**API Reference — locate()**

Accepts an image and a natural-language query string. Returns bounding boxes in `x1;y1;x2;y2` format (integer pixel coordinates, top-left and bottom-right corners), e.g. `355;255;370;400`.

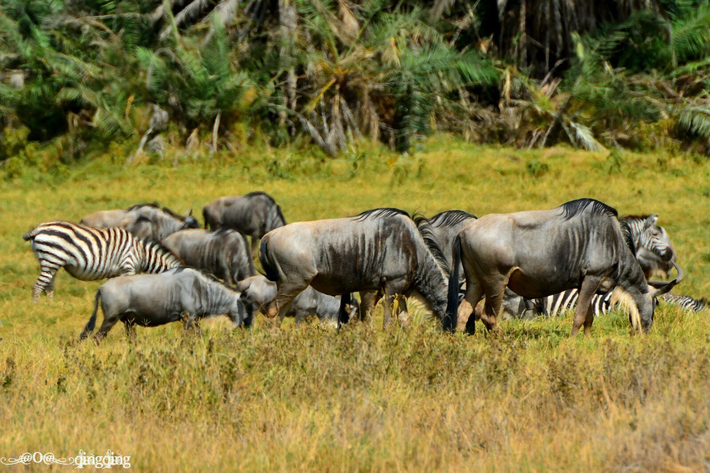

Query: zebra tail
22;228;39;241
81;290;102;340
444;234;463;333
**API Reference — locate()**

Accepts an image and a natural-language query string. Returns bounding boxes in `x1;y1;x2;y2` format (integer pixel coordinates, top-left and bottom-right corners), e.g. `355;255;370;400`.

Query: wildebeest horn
648;261;684;297
186;208;193;217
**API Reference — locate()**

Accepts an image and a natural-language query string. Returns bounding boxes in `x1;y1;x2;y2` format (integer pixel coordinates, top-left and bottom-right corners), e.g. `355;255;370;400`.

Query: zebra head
638;214;674;262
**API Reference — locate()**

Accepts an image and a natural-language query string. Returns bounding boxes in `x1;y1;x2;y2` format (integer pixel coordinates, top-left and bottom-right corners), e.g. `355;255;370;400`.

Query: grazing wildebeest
162;228;255;286
80;268;250;342
81;203;199;242
23;221;182;302
259;208;450;329
236;276;359;325
445;199;683;336
202;192;286;256
620;214;675;279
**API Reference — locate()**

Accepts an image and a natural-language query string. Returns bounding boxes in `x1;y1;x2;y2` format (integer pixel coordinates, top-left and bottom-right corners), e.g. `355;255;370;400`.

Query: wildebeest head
182;208;199;229
619;261;684;331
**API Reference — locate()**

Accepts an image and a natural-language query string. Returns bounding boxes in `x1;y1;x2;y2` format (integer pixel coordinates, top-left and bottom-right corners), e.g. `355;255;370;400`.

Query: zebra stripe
660;293;708;313
621;214;674;261
534;289;614;317
24;221;182;302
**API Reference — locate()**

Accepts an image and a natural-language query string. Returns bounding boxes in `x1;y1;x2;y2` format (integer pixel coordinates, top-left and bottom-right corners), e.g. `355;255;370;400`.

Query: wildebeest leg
462;282;485;335
266;284;306;322
293;309;307;326
93;314;121;343
124;321;137;343
396;296;410;328
482;282;508;332
32;262;59;303
250;235;259;261
358;291;380;322
571;277;601;337
383;280;407;329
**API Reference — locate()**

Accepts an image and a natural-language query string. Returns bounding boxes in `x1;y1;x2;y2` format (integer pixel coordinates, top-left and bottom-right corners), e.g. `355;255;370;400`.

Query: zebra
660;293;708;313
23;221;183;302
620;214;675;279
528;289;615;317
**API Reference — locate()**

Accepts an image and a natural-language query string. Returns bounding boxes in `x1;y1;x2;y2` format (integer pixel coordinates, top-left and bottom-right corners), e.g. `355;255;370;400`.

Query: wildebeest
445;199;683;336
202;192;286;256
415;210;524;325
162;228;255;286
80;268;250;342
81;203;199;242
236;276;359;325
259;208;450;329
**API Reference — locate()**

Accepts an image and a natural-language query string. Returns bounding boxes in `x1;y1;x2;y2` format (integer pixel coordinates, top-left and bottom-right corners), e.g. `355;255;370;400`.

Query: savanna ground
1;137;710;471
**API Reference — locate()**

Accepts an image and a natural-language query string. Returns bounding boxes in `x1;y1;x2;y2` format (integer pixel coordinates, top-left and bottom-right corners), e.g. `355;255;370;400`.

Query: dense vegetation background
1;0;710;167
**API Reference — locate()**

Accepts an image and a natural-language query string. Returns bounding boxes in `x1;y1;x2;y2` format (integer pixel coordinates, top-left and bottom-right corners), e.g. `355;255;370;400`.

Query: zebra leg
571;277;601;337
32;263;60;303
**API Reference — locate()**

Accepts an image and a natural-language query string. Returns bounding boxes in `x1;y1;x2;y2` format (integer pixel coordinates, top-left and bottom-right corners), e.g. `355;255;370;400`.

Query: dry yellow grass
1;137;709;471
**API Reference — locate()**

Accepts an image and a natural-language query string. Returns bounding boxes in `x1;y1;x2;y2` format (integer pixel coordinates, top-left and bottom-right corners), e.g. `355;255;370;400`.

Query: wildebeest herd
23;192;707;343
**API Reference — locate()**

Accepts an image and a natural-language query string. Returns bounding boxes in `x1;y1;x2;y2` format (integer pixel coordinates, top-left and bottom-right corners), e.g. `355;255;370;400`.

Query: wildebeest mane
126;202;160;211
244;191;276;203
559;198;618;221
429;210;477;227
353;208;410;221
618;219;637;254
160;206;189;221
415;221;452;278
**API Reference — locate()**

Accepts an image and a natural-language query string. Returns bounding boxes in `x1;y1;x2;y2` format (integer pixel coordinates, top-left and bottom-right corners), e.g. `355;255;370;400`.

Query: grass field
1;138;710;471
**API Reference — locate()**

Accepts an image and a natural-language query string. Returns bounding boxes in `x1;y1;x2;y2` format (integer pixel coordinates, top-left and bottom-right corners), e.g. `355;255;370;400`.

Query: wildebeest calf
80;268;250;342
237;276;359;326
162;228;255;286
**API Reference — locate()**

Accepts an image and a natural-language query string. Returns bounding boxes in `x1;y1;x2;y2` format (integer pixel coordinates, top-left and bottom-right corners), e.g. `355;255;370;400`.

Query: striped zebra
620;214;675;279
660;293;708;313
530;289;614;317
23;221;182;302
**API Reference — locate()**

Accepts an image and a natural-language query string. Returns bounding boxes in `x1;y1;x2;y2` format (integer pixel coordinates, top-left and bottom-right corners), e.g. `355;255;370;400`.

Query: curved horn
649;262;684;297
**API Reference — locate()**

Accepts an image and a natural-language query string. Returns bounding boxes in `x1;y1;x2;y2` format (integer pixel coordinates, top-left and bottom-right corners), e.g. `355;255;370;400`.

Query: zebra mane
559;198;618;221
428;210;477;228
244;191;276;203
353;207;410;221
621;214;654;222
618;219;637;254
414;214;451;278
126;202;160;211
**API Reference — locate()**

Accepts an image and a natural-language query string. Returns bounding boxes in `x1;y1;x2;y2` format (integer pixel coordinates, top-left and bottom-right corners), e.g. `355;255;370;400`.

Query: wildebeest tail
444;234;463;332
338;293;352;325
259;237;280;282
80;290;102;340
202;206;213;229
